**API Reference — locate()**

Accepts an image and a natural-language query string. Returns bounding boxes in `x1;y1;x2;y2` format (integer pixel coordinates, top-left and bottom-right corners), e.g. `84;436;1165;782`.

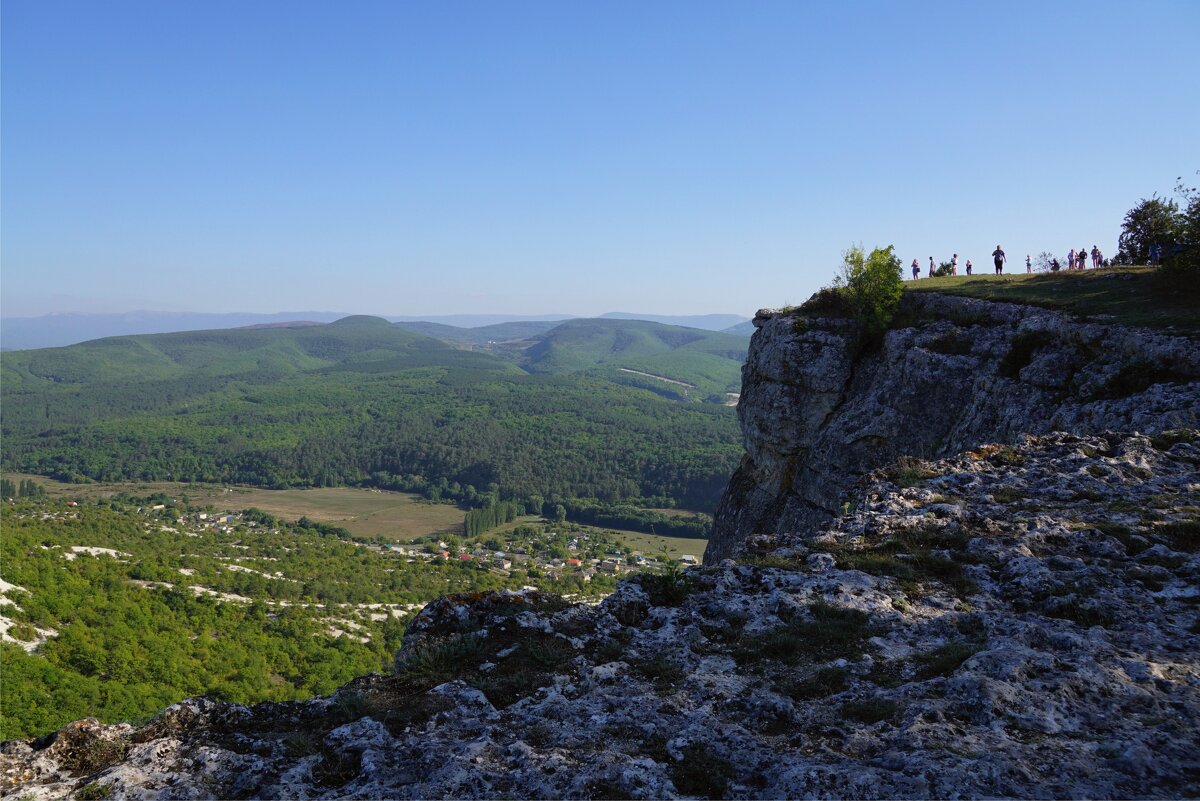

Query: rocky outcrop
4;431;1199;799
707;291;1200;563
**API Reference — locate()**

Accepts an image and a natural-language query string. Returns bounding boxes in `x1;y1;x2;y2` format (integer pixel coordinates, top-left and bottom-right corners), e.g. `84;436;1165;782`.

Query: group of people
1067;246;1103;270
909;244;1104;280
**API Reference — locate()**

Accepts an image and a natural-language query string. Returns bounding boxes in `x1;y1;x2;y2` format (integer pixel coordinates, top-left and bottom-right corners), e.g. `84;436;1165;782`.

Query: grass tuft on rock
840;697;900;725
1159;519;1200;552
734;601;872;665
670;743;734;799
916;641;982;679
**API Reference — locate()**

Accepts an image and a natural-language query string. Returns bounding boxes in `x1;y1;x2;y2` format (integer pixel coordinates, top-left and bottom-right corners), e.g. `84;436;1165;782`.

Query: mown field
2;473;465;540
3;474;707;557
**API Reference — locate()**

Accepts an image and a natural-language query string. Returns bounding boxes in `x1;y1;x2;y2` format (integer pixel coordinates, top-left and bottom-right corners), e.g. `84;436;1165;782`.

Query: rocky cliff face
3;430;1198;799
4;291;1200;800
707;291;1200;563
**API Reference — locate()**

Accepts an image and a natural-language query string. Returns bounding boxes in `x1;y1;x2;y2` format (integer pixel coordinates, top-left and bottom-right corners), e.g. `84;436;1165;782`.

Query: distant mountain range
1;314;746;510
1;311;752;351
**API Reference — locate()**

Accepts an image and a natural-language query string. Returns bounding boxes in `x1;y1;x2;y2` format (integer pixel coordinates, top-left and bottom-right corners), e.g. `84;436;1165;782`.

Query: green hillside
392;320;563;344
1;315;450;388
1;316;741;511
519;319;747;400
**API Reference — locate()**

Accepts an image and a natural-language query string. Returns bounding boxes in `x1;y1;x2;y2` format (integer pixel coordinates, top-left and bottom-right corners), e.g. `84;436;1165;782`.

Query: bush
637;560;693;606
834;244;905;339
800;286;852;317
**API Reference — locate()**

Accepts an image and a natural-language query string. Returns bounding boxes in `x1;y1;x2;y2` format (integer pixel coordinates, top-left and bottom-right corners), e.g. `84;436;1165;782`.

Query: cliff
3;429;1198;799
707;290;1200;563
3;290;1200;800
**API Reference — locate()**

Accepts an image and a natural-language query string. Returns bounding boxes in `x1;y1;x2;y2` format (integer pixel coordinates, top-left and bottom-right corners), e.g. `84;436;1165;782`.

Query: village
175;506;701;585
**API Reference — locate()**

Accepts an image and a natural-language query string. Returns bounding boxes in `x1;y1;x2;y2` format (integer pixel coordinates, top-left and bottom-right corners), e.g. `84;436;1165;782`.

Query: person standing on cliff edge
912;259;920;280
992;245;1006;274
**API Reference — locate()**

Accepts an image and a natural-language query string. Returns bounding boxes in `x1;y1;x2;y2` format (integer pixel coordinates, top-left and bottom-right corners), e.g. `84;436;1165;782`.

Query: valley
0;318;725;741
0;488;700;740
0;316;744;511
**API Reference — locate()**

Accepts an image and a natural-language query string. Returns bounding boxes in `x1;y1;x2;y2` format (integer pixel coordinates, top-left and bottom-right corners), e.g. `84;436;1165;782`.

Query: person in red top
992;245;1006;274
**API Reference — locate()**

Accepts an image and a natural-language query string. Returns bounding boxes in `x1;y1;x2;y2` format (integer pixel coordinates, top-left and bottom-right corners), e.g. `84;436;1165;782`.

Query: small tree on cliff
834;244;905;338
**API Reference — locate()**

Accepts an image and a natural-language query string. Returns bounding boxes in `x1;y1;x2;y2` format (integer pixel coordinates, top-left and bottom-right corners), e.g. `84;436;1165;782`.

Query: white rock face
3;430;1197;800
706;291;1200;563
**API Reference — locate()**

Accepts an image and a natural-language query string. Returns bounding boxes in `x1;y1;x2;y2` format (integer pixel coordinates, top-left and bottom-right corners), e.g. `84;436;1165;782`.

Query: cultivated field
2;474;464;541
609;529;706;560
3;474;708;557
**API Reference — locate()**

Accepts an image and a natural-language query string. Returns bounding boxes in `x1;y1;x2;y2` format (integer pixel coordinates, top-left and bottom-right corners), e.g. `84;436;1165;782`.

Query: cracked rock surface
707;291;1200;563
4;431;1198;799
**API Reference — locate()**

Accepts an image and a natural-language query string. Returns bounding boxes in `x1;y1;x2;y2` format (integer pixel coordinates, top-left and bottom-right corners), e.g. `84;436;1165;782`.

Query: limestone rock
707;293;1200;563
4;431;1198;799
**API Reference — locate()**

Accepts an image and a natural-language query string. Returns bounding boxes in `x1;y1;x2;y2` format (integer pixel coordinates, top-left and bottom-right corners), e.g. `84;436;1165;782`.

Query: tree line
0;478;45;499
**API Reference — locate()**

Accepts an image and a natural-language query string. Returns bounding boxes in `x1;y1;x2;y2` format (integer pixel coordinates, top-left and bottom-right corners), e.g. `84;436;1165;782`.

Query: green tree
553;504;567;524
1162;172;1200;276
1117;196;1182;263
0;479;15;499
834;244;905;338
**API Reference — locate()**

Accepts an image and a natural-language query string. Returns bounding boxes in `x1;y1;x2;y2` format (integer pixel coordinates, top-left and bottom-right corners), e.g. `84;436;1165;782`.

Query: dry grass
907;266;1199;331
601;528;707;560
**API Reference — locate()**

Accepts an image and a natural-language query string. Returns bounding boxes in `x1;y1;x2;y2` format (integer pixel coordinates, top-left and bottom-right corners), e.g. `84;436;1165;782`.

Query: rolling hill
391;320;564;345
517;319;747;400
1;316;741;511
392;318;749;402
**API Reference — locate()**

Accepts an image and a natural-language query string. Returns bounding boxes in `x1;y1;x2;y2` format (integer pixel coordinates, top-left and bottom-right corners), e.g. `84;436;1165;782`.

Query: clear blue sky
2;0;1197;318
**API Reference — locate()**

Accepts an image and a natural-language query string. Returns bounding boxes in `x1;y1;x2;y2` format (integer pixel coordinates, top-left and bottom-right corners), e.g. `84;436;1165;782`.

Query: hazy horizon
0;308;754;350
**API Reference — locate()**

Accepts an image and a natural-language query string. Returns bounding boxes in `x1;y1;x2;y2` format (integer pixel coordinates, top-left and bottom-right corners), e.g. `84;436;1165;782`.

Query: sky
2;0;1197;319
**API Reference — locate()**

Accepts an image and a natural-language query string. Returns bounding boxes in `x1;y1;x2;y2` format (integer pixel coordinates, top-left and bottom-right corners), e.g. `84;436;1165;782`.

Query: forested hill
521;318;745;390
391;320;563;345
1;316;742;510
0;315;482;388
402;317;749;401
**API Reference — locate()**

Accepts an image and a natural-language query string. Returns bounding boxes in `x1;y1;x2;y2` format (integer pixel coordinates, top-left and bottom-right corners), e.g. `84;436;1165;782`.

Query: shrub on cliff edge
835;244;905;338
